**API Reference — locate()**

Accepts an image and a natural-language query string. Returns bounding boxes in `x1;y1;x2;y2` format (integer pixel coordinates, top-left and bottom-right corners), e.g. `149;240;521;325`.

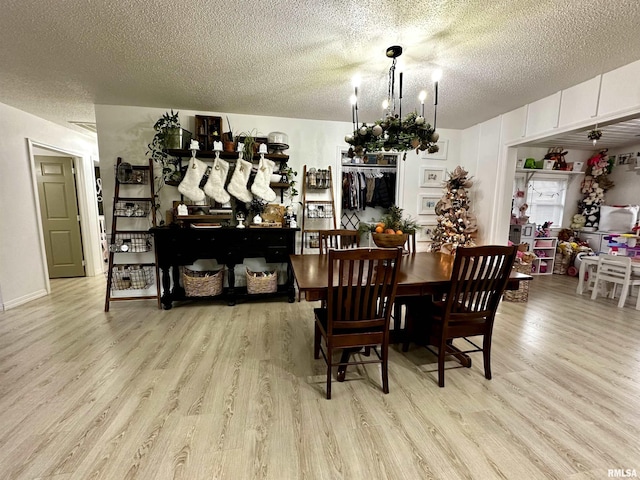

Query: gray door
35;156;86;278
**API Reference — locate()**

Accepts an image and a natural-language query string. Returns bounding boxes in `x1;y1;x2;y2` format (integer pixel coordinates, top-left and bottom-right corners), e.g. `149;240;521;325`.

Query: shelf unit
531;237;557;275
515;168;584;184
300;165;336;253
165;149;291;202
104;158;161;311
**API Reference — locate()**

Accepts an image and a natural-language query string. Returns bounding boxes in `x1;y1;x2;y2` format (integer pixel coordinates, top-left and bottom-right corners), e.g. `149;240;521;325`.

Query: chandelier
587;126;602;146
345;45;441;158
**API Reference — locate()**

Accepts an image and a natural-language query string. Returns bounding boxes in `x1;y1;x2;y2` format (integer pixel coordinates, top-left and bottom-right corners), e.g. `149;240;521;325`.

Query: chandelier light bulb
431;68;443;83
350;94;357;105
418;90;427;117
593;139;597;146
382;99;389;110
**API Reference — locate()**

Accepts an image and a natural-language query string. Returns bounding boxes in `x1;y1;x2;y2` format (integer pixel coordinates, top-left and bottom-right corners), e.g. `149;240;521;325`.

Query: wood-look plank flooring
1;274;639;479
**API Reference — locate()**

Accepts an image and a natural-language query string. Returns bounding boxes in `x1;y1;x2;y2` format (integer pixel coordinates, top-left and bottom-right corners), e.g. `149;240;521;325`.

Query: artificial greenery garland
345;111;439;157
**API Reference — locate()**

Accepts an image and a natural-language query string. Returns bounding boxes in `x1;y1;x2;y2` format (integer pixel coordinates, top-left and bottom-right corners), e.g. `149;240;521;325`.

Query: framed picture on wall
419;167;446;187
421;140;448;160
418;194;440;215
417;217;438;242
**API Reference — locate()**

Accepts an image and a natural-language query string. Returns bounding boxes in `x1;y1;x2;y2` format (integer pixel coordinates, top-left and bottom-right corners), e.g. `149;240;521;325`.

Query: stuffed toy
178;157;207;202
570;213;586;230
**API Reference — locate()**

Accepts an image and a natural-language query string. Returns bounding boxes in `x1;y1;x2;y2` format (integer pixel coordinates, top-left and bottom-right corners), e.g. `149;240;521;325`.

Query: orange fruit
385;229;396;235
396;230;403;235
376;222;385;229
375;226;384;233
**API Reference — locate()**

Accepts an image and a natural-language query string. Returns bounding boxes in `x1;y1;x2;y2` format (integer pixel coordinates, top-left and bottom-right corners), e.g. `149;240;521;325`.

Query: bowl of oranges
364;205;420;248
372;230;408;248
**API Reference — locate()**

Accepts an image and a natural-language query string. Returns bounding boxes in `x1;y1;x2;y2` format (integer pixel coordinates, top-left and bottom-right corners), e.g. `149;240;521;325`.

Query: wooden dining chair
297;229;361;302
403;245;517;387
313;247;403;399
590;254;640;309
392;230;417;331
318;229;360;254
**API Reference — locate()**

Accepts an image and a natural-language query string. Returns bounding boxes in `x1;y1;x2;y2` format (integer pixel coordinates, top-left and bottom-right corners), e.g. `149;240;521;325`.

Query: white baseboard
2;289;48;310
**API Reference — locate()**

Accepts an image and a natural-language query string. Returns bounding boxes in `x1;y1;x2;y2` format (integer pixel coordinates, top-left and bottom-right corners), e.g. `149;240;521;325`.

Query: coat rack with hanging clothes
339;156;399;230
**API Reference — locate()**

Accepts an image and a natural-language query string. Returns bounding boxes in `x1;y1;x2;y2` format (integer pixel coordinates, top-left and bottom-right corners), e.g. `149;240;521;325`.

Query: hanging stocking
226;158;253;203
204;157;230;204
178;157;207;202
250;156;276;202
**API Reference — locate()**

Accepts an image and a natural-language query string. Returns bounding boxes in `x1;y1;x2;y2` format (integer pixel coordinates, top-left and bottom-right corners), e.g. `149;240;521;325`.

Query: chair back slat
446;246;517;321
319;229;360;254
327;248;402;333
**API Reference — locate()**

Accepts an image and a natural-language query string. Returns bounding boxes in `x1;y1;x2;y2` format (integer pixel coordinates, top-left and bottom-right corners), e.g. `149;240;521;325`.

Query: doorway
35;155;86;278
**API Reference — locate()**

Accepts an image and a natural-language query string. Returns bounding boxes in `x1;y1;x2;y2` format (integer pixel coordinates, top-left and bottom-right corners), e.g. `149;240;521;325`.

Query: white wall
398;130;461;219
95;105;357;232
603;144;640;207
0;102;99;310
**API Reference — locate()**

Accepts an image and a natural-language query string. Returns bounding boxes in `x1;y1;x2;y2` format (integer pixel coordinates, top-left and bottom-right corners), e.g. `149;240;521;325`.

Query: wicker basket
503;262;532;302
246;268;278;294
372;233;408;248
183;267;224;297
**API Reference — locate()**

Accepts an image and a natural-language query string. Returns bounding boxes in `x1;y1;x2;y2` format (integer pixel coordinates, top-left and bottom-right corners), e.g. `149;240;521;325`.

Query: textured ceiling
2;0;640;137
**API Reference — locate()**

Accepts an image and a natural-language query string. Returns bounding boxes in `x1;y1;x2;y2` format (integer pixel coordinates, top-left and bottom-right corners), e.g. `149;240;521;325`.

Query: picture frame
617;153;633;165
418;194;440;215
421;140;448;160
417;217;438;242
419;167;446;187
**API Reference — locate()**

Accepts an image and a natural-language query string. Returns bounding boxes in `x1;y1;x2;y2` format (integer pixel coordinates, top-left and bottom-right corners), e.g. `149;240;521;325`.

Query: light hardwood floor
1;274;639;479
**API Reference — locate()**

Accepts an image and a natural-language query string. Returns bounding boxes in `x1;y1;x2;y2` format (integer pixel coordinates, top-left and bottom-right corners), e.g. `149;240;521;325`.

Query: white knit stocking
226;158;254;204
178;157;207;202
250;157;276;202
204;157;230;204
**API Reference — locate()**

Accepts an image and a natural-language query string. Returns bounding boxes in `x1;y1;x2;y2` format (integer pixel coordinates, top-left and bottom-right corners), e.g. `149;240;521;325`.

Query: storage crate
109;233;152;252
246;268;278;294
183;267;224;297
114;201;151;217
503;262;531;302
111;265;154;290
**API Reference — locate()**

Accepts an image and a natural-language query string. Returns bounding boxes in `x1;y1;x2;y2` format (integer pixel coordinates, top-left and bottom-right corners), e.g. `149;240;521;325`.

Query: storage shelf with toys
531;237;557;275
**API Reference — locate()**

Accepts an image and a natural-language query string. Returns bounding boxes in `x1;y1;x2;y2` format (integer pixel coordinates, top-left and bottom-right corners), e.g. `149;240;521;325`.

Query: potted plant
283;166;298;204
147;109;183;185
237;129;259;162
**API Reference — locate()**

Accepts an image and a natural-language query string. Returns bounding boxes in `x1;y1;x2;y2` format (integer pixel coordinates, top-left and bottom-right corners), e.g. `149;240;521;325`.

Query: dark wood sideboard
150;226;299;309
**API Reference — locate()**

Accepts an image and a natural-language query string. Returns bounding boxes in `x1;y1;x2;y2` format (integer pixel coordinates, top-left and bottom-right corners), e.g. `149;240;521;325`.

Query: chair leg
483;335;492;380
618;284;629;308
381;343;389;394
591;279;600;301
402;304;414;352
313;323;321;359
326;346;332;399
393;302;402;331
437;338;447;387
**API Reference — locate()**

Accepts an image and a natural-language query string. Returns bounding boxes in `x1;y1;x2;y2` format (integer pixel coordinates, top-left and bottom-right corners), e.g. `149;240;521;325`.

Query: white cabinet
526;92;561;137
558;76;600;127
532;237;557;275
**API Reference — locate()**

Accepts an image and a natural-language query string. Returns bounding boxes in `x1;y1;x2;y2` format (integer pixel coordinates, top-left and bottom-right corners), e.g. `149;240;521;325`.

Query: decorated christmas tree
431;166;478;253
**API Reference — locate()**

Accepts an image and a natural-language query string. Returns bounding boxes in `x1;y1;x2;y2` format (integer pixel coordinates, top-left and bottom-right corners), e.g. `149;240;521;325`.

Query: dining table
290;251;531;303
290;251;532;380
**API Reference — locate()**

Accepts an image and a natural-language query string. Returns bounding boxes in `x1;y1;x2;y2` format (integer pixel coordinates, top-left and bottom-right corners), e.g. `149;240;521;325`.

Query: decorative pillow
598;205;639;232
